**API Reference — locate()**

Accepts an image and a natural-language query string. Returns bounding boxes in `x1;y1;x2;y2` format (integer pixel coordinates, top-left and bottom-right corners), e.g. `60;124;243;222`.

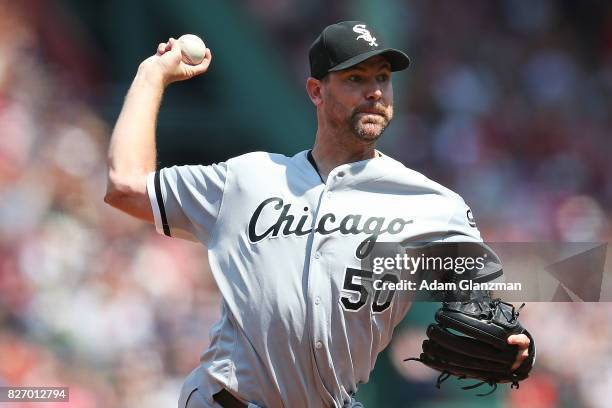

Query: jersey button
315;341;323;350
314;251;321;259
337;171;345;178
314;296;321;305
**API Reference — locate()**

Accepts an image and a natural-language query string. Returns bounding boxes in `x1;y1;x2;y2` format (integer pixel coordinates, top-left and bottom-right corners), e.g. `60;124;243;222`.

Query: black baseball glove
406;296;536;396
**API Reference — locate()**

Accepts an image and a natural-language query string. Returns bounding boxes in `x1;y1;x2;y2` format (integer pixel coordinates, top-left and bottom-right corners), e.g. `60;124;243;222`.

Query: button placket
307;183;337;370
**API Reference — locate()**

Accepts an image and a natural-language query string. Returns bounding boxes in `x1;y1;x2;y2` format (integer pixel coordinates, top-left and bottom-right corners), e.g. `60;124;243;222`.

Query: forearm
104;63;167;221
107;64;165;191
103;37;211;221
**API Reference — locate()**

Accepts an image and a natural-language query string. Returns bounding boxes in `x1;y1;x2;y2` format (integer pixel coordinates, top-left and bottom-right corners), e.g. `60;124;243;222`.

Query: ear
306;77;324;106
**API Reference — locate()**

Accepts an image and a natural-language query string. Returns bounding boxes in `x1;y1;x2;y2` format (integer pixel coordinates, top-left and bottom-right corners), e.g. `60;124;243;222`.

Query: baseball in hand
178;34;207;65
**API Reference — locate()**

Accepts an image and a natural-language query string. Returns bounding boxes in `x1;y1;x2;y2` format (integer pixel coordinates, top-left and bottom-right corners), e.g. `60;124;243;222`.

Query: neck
311;128;378;180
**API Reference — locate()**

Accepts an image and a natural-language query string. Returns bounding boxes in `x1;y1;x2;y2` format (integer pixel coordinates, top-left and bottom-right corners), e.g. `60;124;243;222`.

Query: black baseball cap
309;21;410;80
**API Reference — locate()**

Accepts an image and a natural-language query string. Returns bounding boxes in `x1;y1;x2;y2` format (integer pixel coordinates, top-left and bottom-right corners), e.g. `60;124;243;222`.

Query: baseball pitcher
105;21;535;408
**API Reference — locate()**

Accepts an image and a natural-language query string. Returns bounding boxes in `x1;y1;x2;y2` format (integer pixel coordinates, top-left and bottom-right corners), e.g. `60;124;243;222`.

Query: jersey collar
306;149;383;184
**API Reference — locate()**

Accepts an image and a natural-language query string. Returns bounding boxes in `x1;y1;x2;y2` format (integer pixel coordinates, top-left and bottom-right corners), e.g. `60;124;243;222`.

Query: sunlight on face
322;56;394;143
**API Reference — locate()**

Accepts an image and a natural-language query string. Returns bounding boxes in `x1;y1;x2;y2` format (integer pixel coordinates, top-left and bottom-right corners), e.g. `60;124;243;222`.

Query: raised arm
104;38;212;221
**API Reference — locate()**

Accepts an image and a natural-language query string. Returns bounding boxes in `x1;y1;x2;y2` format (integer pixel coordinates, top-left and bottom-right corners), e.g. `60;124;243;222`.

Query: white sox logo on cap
353;24;378;47
308;21;409;79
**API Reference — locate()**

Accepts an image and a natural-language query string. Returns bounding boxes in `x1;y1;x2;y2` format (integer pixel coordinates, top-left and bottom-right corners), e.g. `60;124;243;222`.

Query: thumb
167;38;182;59
158;37;183;74
507;334;530;348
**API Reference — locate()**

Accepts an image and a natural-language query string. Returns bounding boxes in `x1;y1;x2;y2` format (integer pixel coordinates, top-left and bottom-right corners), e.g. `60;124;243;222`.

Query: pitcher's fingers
165;38;183;61
510;347;530;371
191;48;213;75
507;334;530;348
200;48;213;68
166;38;176;51
157;43;166;55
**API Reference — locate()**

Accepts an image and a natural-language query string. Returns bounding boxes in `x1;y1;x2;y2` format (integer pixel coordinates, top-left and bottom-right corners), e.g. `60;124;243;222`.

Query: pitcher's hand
140;37;212;88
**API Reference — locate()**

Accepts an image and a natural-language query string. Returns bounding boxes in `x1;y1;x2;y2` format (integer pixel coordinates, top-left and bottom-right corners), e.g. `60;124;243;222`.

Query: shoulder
223;150;313;188
379;152;479;233
226;150;306;168
379;153;464;201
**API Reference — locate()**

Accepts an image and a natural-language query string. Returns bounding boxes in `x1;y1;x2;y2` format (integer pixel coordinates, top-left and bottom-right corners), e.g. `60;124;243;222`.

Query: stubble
325;97;394;144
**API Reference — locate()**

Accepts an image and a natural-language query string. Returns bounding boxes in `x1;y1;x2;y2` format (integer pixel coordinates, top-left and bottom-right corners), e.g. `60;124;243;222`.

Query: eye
377;74;390;82
348;75;362;83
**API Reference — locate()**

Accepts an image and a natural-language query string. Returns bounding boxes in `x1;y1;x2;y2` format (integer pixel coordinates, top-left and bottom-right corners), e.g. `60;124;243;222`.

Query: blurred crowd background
1;0;612;407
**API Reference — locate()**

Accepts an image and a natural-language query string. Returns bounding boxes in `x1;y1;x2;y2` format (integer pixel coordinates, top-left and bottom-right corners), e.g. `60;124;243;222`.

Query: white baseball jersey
146;150;481;408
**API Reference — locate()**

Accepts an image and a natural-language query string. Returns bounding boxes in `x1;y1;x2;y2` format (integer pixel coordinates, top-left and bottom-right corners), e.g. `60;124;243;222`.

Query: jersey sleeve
146;163;227;244
440;198;504;286
444;195;482;242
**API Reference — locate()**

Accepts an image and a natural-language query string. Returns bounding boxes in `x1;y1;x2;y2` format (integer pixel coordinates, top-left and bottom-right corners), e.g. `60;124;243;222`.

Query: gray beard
349;113;391;142
324;98;393;143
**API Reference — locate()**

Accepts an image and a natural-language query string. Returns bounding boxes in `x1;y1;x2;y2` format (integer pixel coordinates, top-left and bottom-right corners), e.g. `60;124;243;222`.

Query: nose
366;85;383;101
